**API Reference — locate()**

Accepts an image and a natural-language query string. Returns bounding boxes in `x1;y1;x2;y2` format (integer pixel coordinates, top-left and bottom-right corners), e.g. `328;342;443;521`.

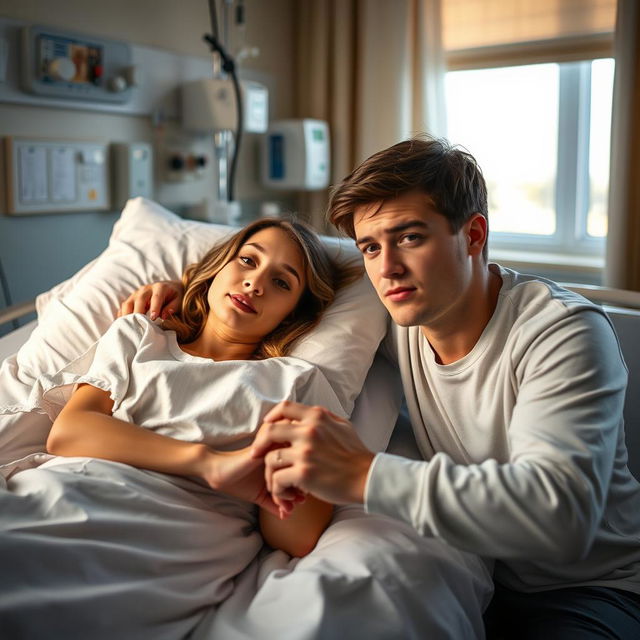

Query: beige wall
0;0;296;312
0;0;296;210
0;0;294;78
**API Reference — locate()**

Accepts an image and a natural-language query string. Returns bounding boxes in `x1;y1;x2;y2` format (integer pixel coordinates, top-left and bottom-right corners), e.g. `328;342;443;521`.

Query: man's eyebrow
355;220;430;247
244;242;301;284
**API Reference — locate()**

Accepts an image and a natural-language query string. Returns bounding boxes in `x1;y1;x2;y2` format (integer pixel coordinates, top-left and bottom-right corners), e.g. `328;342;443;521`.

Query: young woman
0;218;359;638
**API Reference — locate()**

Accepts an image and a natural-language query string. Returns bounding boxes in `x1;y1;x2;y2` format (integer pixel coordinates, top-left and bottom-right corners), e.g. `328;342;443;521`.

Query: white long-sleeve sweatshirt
366;264;640;594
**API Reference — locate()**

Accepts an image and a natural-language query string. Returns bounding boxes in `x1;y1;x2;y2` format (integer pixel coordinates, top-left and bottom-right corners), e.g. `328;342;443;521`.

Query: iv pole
205;0;243;219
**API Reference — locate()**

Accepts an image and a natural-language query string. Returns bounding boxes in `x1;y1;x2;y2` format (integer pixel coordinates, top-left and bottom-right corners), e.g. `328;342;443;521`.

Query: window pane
445;64;559;235
587;58;614;238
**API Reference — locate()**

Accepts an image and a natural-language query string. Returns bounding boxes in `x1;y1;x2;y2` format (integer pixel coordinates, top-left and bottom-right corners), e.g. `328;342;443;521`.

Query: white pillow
1;198;388;464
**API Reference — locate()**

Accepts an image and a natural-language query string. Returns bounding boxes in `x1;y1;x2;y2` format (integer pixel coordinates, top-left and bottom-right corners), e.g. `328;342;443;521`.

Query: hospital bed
0;198;639;638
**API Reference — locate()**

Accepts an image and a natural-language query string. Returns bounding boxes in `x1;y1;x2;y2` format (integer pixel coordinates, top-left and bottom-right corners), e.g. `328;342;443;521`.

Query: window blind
443;0;618;69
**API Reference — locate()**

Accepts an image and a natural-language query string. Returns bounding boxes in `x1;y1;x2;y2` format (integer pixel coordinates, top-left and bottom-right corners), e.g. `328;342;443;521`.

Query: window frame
444;37;614;261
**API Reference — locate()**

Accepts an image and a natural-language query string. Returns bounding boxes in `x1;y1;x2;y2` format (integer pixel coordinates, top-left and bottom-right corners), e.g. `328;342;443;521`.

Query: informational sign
4;137;110;214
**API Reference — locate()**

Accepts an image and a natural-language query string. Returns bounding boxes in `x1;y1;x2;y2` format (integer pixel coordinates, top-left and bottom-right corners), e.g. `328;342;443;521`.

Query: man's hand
117;280;184;321
251;401;375;511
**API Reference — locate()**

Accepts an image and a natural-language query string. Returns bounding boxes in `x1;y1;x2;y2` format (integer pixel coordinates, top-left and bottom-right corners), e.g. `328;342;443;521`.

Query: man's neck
421;265;503;365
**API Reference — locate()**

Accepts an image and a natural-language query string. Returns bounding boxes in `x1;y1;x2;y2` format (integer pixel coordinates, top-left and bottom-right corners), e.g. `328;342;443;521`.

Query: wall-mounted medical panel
4;137;110;215
21;25;133;104
261;119;330;191
0;18;271;118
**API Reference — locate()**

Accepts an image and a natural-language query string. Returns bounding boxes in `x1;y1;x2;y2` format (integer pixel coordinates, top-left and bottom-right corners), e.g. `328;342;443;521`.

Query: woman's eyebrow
244;242;301;284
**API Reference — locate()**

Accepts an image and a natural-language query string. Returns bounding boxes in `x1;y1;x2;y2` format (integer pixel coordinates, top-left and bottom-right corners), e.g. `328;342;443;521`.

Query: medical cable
208;0;220;40
203;32;243;202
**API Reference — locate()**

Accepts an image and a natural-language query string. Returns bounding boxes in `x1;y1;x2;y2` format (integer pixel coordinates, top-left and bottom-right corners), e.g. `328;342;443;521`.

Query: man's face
353;191;474;330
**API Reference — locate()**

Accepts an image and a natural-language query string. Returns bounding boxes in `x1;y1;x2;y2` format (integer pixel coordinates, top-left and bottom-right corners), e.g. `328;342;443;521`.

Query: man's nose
379;248;404;279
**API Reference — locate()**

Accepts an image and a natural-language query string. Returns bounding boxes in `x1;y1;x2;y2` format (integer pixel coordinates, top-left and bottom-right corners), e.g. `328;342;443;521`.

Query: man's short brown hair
327;135;489;257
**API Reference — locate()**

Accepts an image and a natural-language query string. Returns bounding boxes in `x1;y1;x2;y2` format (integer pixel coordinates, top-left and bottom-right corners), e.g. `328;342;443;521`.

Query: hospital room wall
0;0;296;329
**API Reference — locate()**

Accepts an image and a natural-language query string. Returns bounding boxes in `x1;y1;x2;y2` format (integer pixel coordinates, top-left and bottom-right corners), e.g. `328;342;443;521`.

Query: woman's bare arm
48;384;279;513
49;384;332;555
259;498;334;557
48;383;211;477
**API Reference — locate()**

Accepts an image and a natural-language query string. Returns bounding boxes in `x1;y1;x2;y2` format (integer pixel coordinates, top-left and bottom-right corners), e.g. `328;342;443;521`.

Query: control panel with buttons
21;25;133;104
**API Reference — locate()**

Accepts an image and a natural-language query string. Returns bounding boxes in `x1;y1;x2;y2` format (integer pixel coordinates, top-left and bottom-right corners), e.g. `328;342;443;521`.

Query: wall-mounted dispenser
112;143;153;209
180;77;268;133
261;119;330;191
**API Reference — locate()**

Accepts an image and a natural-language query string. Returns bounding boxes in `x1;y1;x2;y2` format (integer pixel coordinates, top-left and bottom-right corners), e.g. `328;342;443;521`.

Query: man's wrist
352;451;376;504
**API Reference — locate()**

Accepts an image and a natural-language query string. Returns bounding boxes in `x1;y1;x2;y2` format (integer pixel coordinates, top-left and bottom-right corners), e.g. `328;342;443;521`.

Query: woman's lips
229;294;257;313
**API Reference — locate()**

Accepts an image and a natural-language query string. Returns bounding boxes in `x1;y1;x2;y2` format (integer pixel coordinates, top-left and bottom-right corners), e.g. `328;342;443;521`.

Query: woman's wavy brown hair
162;218;362;359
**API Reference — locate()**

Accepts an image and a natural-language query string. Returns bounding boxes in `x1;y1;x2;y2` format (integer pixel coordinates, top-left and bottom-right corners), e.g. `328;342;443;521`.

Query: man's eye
400;233;422;244
362;244;380;255
239;256;255;266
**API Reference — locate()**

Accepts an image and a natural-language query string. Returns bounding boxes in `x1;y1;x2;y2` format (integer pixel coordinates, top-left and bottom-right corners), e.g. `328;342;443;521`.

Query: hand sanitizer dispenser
261;119;330;190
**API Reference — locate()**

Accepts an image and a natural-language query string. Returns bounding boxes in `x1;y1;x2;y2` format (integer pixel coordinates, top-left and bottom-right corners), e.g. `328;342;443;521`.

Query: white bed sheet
0;320;36;362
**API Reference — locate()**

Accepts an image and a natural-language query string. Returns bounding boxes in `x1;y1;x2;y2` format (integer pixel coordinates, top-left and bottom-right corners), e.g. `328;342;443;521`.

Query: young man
251;137;640;638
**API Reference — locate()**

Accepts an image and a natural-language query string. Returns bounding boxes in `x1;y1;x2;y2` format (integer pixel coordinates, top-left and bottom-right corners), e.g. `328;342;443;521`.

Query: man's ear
465;213;488;257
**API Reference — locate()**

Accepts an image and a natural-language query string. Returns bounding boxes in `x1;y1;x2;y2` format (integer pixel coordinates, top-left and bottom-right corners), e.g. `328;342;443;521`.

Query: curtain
294;0;446;232
605;0;640;291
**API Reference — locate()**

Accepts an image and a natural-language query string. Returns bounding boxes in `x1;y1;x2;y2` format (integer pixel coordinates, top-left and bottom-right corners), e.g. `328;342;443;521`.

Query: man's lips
229;294;257;313
385;287;416;302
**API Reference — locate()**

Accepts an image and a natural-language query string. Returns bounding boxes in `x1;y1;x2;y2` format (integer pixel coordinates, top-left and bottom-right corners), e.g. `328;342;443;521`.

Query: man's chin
387;310;422;328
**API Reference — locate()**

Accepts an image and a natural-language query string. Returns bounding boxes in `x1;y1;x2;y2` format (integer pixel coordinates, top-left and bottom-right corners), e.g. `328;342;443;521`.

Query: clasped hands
201;401;374;519
251;401;376;519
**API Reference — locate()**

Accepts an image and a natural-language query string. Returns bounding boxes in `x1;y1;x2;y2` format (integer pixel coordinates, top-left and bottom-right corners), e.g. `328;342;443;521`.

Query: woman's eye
239;256;255;266
275;278;291;291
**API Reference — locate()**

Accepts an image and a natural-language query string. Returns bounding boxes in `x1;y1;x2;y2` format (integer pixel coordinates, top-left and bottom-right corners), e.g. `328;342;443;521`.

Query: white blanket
0;457;492;639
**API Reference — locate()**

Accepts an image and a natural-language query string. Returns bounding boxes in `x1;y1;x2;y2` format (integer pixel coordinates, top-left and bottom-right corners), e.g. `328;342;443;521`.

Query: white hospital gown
36;312;348;447
0;314;347;640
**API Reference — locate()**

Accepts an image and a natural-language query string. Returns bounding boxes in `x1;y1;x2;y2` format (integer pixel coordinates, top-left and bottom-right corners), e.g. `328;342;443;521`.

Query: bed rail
562;284;640;311
0;299;37;325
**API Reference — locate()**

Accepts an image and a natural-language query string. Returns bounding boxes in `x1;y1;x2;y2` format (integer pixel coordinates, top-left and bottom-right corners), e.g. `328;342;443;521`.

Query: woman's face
206;226;307;342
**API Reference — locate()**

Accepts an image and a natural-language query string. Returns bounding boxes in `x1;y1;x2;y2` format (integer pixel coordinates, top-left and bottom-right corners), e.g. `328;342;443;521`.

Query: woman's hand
117;280;184;321
252;402;375;510
201;446;295;517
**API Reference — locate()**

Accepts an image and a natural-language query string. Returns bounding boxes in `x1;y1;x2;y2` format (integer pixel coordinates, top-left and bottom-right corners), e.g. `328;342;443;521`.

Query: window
445;57;615;256
442;0;617;266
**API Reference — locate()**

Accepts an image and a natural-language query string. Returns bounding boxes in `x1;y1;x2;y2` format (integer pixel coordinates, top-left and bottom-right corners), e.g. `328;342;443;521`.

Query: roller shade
444;0;618;68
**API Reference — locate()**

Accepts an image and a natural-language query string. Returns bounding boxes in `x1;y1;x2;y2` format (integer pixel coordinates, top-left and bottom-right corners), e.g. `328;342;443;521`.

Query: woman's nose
243;278;263;295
